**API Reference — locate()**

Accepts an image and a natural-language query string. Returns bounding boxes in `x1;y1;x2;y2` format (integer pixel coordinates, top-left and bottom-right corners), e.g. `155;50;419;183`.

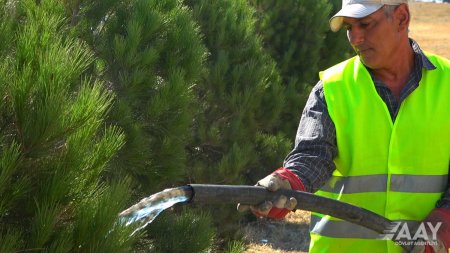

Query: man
238;0;450;252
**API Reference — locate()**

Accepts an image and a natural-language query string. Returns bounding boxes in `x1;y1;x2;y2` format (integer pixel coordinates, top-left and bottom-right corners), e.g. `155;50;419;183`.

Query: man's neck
372;40;415;100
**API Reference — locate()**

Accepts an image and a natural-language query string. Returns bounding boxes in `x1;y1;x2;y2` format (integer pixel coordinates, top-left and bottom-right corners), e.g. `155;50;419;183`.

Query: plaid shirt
283;39;449;208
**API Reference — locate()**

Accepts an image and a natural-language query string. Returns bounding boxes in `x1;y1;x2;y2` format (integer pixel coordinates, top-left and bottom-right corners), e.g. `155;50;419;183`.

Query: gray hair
383;5;398;18
383;4;410;31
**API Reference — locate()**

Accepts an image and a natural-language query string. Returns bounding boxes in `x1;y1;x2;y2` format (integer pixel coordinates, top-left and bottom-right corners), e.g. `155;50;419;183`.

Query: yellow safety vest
309;53;450;253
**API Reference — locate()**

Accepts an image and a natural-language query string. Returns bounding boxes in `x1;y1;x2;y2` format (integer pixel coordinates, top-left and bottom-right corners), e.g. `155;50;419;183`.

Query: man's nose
347;28;364;47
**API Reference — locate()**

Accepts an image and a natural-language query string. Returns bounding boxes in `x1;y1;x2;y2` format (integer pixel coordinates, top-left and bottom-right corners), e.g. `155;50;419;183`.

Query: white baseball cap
330;0;408;32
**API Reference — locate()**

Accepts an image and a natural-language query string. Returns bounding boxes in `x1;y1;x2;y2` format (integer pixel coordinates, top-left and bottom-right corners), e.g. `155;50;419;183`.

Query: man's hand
237;168;305;219
410;239;446;253
411;208;450;253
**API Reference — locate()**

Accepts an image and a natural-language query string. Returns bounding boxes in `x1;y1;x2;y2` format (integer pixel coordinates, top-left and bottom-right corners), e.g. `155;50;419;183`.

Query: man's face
343;7;400;69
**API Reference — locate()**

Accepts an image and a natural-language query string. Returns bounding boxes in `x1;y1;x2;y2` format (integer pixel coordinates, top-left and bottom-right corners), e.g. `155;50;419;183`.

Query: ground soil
242;2;450;252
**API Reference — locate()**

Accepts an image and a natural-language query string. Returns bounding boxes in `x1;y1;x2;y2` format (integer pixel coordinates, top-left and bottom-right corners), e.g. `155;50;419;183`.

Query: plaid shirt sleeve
283;80;337;193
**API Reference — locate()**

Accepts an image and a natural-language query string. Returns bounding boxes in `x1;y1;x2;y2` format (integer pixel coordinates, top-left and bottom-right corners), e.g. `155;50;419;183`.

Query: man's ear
394;4;411;32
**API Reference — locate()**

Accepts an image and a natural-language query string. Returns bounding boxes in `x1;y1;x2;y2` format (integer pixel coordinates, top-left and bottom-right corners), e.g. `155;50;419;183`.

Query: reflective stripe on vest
310;215;419;239
309;53;450;253
321;174;448;194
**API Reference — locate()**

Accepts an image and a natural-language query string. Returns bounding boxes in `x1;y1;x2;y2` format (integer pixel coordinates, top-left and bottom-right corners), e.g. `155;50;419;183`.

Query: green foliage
250;0;331;85
225;240;247;253
73;179;137;253
185;0;288;185
183;0;292;240
248;0;332;137
63;0;124;47
251;132;292;181
319;0;354;69
68;0;215;252
0;0;16;54
85;0;207;193
146;208;215;253
0;0;137;251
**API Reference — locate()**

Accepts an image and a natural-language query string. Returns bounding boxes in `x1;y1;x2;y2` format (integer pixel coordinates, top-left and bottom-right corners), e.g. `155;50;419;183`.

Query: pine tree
65;0;217;252
185;0;287;184
183;0;291;237
79;0;207;194
248;0;333;137
0;0;138;252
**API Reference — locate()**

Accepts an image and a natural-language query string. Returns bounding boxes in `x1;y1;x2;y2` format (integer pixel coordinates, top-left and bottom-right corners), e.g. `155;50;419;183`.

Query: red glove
237;167;305;219
412;208;450;253
265;168;306;219
273;168;306;192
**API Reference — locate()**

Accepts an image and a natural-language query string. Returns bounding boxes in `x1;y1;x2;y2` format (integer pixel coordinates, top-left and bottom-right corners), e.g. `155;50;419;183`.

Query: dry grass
409;2;450;58
242;3;450;253
242;211;311;253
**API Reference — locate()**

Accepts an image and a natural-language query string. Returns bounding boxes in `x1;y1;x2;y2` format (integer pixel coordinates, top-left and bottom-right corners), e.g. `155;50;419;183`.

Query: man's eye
360;22;370;28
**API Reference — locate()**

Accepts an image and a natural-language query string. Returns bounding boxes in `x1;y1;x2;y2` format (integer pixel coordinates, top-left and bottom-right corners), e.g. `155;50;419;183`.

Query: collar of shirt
411;38;436;71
